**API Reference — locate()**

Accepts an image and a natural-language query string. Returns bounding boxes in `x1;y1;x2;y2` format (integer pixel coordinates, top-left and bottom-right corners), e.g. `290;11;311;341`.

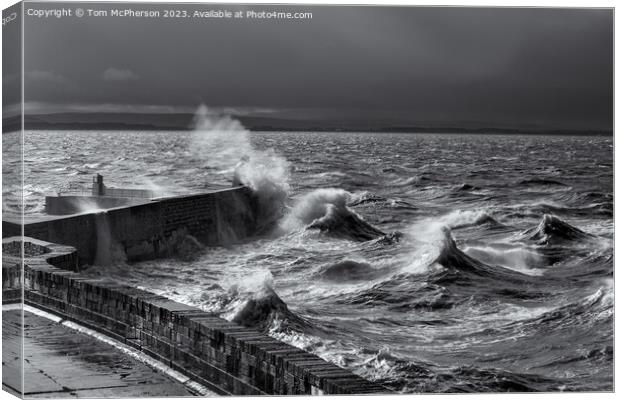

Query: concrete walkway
2;306;215;398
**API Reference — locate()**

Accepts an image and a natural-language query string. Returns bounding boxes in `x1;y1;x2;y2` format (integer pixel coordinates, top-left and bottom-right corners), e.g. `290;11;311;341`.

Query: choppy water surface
7;130;613;392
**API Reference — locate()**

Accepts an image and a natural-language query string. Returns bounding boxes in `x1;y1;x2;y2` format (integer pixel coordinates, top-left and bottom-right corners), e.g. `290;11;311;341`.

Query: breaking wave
523;214;593;245
280;188;385;241
230;284;307;331
220;272;308;332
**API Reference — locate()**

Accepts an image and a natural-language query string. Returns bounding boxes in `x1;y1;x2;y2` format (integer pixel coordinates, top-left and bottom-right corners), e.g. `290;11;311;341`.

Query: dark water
7;130;614;392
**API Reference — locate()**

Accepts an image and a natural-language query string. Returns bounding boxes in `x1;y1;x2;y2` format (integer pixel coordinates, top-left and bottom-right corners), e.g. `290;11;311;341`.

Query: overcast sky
9;3;613;130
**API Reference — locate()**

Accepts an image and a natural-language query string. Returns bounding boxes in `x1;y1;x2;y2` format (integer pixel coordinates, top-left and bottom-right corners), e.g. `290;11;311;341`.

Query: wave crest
226;273;307;331
281;188;385;241
523;214;592;245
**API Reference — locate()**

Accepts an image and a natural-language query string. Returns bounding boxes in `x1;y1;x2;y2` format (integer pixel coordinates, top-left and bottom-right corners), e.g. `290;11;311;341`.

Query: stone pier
2;186;260;267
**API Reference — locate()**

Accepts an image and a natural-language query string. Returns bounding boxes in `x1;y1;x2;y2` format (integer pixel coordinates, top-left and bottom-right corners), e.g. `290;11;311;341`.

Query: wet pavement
2;307;209;398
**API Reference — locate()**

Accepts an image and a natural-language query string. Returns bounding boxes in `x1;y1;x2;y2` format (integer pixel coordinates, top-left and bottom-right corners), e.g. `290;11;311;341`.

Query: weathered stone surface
2;309;200;398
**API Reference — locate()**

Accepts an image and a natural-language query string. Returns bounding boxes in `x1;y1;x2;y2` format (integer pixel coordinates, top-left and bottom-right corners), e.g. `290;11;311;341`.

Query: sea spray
190;104;253;166
142;177;170;198
70;197;106;214
190;104;290;230
93;211;127;266
399;219;448;275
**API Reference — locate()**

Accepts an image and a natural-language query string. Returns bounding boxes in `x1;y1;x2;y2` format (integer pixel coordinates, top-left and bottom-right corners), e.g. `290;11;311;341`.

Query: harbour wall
2;186;259;267
2;237;386;396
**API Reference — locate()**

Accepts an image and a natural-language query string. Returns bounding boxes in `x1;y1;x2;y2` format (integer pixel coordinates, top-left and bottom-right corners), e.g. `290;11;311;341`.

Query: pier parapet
91;174;159;199
46;174;160;215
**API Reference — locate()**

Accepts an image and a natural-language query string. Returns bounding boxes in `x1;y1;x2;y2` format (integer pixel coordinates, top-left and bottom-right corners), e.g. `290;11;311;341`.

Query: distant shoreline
3;125;612;137
2;114;612;137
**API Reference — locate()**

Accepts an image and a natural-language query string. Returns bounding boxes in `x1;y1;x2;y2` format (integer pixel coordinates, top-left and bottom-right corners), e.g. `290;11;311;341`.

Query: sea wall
2;237;386;396
3;186;259;266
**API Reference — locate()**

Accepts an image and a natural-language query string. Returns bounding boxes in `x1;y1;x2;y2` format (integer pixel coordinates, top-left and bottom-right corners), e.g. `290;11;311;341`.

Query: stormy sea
3;110;613;392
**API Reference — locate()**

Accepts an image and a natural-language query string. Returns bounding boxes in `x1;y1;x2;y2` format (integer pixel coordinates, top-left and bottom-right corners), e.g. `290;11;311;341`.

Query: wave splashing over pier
191;104;290;229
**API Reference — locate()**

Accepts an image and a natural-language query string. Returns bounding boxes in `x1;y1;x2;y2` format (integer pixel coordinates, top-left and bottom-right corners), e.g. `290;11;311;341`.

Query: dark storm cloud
21;3;612;130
